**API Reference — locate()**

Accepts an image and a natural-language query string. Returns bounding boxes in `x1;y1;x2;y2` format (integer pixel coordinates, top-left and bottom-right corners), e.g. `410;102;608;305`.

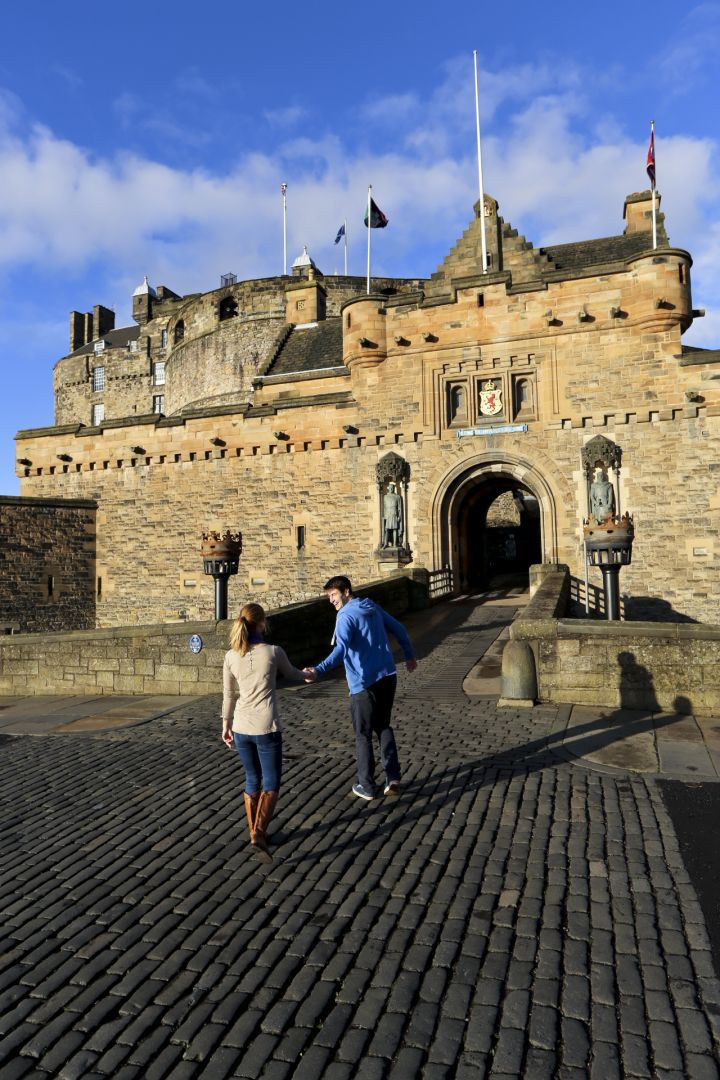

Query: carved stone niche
581;435;622;524
375;452;412;566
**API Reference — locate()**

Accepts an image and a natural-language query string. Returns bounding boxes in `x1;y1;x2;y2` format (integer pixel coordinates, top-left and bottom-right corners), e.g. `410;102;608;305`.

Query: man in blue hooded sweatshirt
305;576;417;800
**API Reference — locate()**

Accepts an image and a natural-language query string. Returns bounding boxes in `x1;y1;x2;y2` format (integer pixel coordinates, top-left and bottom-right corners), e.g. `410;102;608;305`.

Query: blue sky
1;1;718;493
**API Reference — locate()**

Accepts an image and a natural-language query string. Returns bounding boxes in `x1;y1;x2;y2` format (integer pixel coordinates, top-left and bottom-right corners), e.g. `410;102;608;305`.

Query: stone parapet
0;575;425;696
511;566;720;714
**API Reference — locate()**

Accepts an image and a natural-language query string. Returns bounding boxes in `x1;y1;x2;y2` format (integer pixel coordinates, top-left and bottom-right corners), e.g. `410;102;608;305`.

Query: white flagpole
650;120;657;250
367;187;372;294
344;219;348;276
473;50;488;273
282;182;288;275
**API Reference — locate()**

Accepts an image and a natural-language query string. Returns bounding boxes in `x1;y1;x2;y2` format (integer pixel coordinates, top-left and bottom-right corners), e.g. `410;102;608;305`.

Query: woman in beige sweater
222;603;306;862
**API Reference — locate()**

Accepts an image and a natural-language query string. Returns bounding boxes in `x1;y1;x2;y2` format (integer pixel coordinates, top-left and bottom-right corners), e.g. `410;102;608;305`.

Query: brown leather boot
243;791;260;845
252;791;278;863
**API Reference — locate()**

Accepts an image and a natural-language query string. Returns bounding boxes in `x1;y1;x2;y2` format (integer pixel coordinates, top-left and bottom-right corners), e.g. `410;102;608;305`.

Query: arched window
174;320;185;343
219;296;238;321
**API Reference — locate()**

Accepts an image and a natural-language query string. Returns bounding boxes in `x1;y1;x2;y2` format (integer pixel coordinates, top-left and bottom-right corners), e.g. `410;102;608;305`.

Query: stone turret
132;275;157;325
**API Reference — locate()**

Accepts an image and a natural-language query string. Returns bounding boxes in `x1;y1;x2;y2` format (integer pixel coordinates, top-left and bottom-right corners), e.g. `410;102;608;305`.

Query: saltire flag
334;223;345;244
646;129;656;189
364;198;388;229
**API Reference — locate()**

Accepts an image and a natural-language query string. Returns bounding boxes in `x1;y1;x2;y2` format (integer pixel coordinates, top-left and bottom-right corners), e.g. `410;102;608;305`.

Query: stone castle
7;188;719;630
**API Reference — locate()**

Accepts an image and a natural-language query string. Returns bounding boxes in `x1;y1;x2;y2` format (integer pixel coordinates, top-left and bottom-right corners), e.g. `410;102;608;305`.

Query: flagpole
344;219;348;276
367;187;372;294
473;50;488;273
650;120;657;250
282;182;288;275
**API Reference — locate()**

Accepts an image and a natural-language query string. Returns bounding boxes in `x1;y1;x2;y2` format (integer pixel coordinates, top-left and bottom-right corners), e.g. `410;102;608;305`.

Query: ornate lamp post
581;436;634;621
201;530;242;621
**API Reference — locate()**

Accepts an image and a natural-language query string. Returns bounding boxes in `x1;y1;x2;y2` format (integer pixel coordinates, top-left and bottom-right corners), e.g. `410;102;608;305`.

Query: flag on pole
646;129;656;189
281;182;287;196
364;198;388;229
334;223;345;245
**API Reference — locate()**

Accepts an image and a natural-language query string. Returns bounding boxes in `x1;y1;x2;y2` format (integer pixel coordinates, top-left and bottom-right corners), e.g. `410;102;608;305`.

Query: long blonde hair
230;603;266;656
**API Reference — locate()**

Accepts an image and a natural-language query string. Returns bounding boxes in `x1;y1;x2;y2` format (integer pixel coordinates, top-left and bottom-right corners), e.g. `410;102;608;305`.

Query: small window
153;394;165;415
47;575;54;598
92;403;105;425
296;525;306;550
160;329;168;349
92;366;105;392
174;320;185;343
128;339;139;353
97;576;102;599
219;296;238;321
94;340;105;355
153;361;166;386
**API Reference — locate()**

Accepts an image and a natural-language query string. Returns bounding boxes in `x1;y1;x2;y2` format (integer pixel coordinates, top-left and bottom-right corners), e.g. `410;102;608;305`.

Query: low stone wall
0;575;426;697
511;569;720;714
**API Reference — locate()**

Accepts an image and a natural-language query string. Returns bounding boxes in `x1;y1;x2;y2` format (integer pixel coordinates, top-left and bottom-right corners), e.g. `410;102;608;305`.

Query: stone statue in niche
589;467;616;525
382;482;404;548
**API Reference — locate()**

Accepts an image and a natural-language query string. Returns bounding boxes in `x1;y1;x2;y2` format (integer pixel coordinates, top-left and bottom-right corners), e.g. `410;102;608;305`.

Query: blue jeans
233;731;282;794
349;674;400;791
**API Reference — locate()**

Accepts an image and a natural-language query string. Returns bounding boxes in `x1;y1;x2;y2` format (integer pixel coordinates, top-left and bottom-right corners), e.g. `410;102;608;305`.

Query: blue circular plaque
189;634;203;654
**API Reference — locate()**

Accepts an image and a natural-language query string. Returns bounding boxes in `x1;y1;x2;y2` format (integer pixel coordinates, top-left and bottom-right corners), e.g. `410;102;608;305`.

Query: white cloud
0;60;717;347
264;105;308;127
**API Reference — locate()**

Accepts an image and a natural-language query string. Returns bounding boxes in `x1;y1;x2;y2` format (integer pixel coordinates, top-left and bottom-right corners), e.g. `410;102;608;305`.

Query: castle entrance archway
431;454;558;593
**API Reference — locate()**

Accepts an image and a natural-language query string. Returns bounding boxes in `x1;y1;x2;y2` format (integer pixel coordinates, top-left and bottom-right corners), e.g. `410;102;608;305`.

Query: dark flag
646;129;656;189
364;198;388;229
334;223;345;244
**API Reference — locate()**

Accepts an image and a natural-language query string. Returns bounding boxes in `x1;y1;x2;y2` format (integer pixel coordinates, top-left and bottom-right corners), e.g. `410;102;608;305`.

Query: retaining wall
511;569;720;714
0;575;426;697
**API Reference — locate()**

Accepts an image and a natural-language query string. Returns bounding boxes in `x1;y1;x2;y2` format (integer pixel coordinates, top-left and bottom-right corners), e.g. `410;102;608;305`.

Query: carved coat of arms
479;380;503;417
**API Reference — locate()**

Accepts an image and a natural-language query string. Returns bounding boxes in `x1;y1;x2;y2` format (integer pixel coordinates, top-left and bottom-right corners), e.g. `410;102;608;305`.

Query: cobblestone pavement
1;597;720;1079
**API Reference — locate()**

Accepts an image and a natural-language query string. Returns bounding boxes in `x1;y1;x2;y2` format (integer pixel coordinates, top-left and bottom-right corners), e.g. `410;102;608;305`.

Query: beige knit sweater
222;644;306;735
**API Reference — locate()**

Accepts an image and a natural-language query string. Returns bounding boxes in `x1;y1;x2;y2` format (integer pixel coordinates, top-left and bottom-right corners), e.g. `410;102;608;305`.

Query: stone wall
0;575;423;696
511;569;720;714
0;496;96;633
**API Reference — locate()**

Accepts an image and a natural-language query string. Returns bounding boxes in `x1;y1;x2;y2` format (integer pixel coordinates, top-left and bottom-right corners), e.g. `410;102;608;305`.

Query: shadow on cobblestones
1;596;719;1078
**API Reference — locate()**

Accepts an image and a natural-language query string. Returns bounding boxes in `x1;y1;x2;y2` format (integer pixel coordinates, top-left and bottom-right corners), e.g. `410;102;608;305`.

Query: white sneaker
384;781;401;796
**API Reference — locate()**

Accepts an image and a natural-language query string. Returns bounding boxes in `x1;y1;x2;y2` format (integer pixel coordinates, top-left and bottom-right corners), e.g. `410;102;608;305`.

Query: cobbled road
1;597;719;1079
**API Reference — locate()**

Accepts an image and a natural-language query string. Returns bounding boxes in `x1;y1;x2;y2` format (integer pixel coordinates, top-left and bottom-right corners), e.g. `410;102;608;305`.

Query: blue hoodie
314;597;415;695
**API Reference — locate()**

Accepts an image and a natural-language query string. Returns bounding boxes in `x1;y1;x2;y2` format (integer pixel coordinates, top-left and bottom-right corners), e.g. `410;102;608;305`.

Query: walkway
1;593;719;1078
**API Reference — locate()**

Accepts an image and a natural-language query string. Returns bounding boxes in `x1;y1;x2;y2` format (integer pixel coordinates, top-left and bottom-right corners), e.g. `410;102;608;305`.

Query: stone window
174;320;185;344
296;525;306;550
219;296;238;321
160;329;168;349
92;366;105;392
153;394;165;415
128;339;139;353
153;361;166;386
91;402;105;426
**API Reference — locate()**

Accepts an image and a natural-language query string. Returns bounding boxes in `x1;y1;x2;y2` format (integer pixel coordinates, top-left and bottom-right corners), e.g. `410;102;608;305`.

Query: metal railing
428;565;454;599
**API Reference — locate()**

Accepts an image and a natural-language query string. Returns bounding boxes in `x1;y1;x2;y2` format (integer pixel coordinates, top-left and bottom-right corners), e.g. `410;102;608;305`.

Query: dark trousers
349;674;400;791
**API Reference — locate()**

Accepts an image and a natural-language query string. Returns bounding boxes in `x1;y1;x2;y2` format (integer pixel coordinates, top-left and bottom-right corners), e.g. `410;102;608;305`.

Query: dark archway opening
455;479;542;592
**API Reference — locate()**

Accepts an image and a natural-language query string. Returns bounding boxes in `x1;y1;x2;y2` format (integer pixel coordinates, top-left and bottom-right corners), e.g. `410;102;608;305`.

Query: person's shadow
617;650;660;712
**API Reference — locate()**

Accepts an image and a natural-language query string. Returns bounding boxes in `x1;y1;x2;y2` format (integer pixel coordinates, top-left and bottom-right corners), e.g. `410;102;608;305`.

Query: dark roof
266;319;343;376
541;233;656;271
69;325;140;358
